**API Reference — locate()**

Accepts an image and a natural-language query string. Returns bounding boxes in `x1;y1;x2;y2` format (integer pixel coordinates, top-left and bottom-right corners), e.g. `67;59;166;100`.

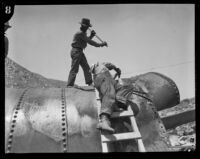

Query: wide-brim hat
4;22;11;28
79;18;92;27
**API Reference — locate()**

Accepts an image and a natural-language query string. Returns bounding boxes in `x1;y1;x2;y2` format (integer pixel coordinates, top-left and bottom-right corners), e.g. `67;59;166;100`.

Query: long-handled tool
88;28;108;46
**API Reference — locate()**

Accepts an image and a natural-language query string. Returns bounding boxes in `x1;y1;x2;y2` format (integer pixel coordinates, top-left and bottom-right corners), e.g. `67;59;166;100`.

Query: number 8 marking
5;6;11;14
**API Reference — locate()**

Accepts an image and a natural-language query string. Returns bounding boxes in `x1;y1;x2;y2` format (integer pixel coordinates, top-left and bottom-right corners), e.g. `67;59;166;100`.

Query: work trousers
67;48;92;86
93;71;117;116
94;71;140;116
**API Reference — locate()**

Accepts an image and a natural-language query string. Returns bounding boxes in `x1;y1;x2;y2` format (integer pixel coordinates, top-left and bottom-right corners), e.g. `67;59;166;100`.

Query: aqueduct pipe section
5;72;180;152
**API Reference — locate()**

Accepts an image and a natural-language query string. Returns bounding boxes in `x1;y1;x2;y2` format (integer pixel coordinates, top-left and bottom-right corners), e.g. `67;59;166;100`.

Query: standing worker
90;62;152;133
4;22;11;58
67;18;108;87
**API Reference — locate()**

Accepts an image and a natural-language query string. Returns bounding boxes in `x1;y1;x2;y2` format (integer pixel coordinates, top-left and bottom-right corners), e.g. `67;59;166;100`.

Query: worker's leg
79;53;93;85
67;49;82;86
100;79;116;115
96;77;116;133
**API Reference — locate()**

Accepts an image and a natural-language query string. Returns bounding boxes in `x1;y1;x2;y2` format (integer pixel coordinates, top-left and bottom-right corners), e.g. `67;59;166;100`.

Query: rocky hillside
5;57;67;88
159;98;195;151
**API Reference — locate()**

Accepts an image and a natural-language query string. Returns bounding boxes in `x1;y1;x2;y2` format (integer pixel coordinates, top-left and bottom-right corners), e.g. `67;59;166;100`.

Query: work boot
97;114;115;134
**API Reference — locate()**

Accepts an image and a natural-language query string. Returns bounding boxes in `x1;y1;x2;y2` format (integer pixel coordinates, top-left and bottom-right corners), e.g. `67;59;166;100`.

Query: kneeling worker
90;62;150;133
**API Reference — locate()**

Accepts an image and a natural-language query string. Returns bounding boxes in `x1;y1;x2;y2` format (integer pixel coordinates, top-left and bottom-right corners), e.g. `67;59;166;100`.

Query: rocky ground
159;98;195;151
5;57;195;151
5;58;67;88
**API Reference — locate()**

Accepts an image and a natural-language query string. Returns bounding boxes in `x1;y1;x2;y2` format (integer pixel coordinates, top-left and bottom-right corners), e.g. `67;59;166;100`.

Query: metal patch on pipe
8;88;64;153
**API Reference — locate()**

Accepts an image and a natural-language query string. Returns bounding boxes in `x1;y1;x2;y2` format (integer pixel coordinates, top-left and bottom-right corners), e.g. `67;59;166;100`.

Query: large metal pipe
5;88;102;153
122;72;180;111
5;72;180;152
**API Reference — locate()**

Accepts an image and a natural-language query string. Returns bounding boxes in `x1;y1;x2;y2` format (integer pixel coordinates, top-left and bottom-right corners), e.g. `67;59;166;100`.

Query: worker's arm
82;33;107;47
89;30;96;39
103;62;121;78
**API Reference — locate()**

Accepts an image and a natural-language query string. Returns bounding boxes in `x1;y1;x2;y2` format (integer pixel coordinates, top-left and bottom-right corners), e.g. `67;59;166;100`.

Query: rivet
11;125;15;128
63;138;66;142
62;123;65;126
62;110;65;113
62;118;65;121
8;138;12;142
62;128;66;131
10;129;14;133
62;114;65;117
62;133;66;136
63;143;67;147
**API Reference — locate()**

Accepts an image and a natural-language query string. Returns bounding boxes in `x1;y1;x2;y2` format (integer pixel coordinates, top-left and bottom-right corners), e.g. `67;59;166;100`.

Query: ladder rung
111;110;133;118
101;132;141;142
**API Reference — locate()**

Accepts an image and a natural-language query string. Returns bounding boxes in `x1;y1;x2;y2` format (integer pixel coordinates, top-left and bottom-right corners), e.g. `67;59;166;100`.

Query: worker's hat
79;18;92;27
4;22;12;28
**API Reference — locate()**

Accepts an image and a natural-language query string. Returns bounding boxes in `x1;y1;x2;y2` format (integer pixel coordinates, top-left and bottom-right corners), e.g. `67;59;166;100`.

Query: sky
7;4;195;100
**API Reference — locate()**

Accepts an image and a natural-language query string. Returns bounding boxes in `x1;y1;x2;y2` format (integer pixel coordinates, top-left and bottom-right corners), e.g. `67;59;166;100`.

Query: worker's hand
90;30;96;37
115;68;121;78
102;41;108;47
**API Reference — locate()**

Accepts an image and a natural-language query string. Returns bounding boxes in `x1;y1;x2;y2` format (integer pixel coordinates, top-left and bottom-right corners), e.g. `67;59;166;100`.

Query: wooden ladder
95;89;146;152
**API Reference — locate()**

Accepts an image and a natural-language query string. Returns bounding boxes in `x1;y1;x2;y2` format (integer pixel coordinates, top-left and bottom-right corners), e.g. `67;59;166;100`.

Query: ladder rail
95;88;146;152
128;107;146;152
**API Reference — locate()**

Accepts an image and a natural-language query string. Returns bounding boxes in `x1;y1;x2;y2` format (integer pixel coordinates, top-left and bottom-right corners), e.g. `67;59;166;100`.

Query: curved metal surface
5;72;180;152
122;72;180;111
108;96;172;152
65;88;102;152
5;88;102;153
5;88;28;153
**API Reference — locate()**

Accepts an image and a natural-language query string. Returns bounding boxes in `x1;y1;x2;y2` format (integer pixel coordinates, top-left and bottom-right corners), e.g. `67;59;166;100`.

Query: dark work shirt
71;31;101;49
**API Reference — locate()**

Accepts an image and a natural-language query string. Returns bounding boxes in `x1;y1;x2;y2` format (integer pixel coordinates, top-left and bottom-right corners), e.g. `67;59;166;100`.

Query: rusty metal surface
5;71;180;152
6;88;64;153
65;87;102;152
136;100;172;151
109;95;172;152
123;72;180;111
5;88;27;153
5;88;102;153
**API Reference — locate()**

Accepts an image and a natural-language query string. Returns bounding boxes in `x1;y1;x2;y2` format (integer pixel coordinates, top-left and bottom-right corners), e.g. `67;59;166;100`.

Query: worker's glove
90;30;96;37
101;41;108;47
115;68;121;78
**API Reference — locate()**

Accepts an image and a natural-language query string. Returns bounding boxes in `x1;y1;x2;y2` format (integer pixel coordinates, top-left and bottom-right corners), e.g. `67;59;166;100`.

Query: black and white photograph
4;2;196;153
